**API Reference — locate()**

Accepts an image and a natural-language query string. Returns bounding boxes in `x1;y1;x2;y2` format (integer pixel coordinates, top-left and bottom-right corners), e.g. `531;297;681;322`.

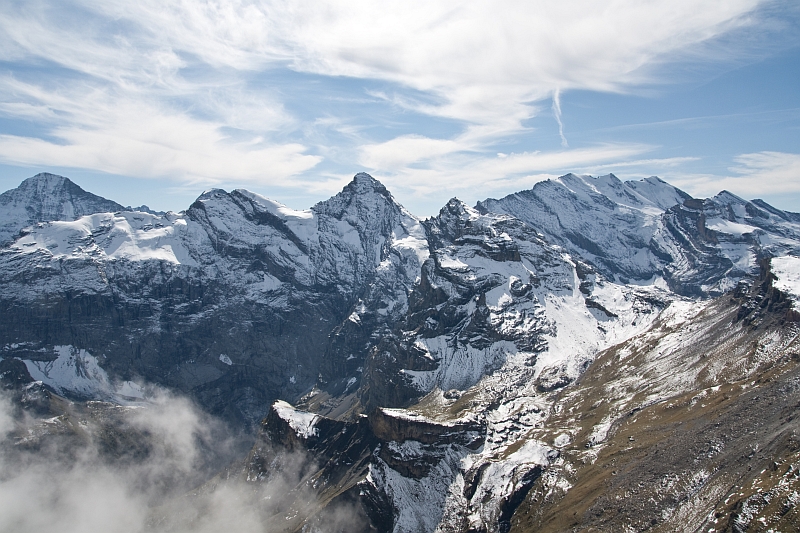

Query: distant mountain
478;173;800;296
1;171;799;532
0;173;125;245
0;172;427;425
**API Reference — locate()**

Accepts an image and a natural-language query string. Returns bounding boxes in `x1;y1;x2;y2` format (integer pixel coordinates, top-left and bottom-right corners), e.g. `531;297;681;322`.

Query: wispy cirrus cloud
0;0;793;212
0;79;319;186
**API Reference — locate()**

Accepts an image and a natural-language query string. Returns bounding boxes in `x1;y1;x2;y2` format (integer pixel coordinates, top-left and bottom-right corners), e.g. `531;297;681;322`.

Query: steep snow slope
772;255;800;308
478;174;800;296
358;197;672;413
476;174;690;284
0;173;124;246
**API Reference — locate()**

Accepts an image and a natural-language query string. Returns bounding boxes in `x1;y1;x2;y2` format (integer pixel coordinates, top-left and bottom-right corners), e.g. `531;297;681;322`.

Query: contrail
552;88;568;148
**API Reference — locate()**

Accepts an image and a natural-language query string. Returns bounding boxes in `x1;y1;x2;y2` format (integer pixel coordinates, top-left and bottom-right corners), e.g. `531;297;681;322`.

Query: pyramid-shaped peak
353;171;378;183
4;173;123;211
313;172;403;221
0;172;125;245
438;197;479;221
444;197;469;210
346;172;388;193
26;172;69;182
19;172;74;191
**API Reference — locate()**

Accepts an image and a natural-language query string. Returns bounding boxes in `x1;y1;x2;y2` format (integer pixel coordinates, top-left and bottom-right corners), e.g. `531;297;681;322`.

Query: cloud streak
0;0;792;211
552;89;568;148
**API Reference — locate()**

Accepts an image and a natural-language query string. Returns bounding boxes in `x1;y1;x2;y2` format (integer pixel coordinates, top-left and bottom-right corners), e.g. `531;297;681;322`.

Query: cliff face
0;172;427;426
511;260;800;533
243;259;800;533
4;172;797;427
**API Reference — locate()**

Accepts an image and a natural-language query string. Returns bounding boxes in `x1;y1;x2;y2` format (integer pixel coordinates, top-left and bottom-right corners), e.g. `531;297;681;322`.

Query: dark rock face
0;173;427;427
359;199;564;411
368;408;484;449
2;171;800;532
246;400;487;532
660;191;800;296
3;172;796;429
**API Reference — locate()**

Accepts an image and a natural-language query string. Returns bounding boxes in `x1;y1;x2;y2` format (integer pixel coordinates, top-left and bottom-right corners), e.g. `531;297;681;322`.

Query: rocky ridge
0;172;426;425
478;173;800;296
0;171;799;532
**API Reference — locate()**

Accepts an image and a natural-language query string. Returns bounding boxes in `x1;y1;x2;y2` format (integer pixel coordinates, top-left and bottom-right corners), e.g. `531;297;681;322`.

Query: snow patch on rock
771;255;800;309
273;400;319;438
23;345;111;398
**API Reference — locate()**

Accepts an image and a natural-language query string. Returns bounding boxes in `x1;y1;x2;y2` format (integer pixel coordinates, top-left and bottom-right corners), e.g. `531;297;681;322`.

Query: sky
0;0;798;216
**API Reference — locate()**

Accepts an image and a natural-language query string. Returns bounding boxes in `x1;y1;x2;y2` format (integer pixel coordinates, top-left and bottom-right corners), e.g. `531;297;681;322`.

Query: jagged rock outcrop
244;400;487;532
509;258;800;532
358;197;665;412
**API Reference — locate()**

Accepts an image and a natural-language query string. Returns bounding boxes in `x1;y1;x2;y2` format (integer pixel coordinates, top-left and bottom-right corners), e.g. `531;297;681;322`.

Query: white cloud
575;157;702;174
359;135;466;170
662;151;800;199
0;388;365;533
0;0;778;196
0;79;319;185
260;0;762;126
730;151;800;191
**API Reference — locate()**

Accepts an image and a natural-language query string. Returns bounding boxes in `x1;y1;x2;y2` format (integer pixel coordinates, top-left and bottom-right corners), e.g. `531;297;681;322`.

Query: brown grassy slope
512;286;800;532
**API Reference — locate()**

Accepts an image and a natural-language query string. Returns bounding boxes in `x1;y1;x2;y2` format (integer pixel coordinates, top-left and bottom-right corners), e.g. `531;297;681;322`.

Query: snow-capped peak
0;172;124;246
313;172;398;220
709;190;749;207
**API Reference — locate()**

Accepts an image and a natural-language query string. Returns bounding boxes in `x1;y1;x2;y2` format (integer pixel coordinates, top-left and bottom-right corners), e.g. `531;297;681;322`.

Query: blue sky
0;0;798;216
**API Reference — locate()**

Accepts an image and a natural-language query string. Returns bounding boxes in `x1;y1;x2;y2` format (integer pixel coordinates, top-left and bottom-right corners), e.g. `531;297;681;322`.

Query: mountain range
1;171;798;532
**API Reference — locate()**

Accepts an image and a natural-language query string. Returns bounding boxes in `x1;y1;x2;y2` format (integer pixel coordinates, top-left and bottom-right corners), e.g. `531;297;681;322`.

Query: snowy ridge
0;172;430;424
478;173;800;296
4;171;800;532
363;197;672;411
477;173;690;284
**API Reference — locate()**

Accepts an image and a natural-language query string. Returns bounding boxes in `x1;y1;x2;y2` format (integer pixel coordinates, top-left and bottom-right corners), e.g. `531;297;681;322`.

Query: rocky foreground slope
1;171;799;532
